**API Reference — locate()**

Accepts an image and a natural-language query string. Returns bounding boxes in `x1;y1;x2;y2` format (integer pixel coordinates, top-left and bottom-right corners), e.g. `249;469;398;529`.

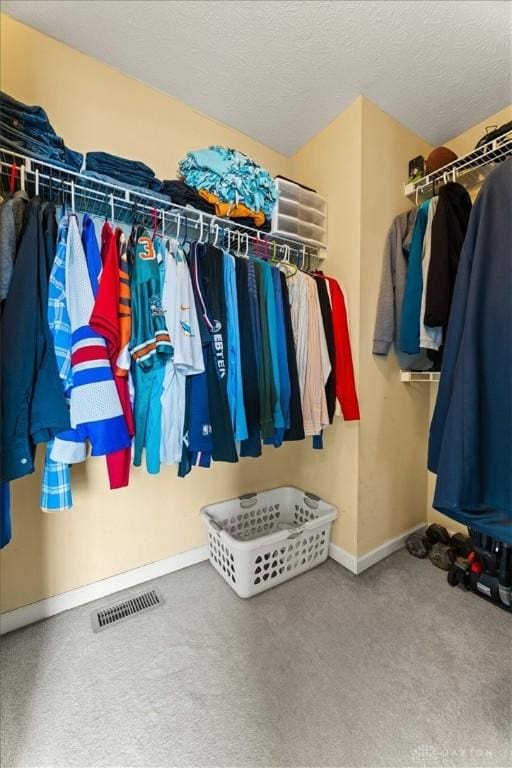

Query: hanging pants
132;362;165;474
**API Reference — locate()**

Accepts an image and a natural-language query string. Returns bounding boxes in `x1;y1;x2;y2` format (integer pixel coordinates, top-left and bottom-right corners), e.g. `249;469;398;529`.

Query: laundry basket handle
239;492;258;508
203;512;223;533
304;491;320;510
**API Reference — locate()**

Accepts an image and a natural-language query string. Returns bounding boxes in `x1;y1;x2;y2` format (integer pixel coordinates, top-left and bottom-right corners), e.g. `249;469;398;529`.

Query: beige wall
289;99;433;556
427;105;512;534
288;98;363;555
357;99;432;553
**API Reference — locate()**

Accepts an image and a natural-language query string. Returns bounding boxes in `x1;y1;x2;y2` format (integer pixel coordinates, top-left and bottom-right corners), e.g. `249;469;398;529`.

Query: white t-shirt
160;239;204;465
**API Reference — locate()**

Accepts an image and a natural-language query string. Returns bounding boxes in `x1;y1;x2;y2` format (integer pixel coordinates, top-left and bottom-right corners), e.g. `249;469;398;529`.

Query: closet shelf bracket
400;371;441;383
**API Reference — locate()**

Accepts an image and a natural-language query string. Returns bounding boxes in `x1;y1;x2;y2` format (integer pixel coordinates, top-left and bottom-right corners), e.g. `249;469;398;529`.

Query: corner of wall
356;98;432;556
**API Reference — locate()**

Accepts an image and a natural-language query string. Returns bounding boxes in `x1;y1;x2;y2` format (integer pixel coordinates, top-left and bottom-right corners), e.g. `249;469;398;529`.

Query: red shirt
90;223;120;363
319;274;360;421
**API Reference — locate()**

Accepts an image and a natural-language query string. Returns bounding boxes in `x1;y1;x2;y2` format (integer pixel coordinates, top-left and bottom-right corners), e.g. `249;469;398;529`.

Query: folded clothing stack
83;152;169;199
178;146;278;223
161;179;271;232
0;91;83;172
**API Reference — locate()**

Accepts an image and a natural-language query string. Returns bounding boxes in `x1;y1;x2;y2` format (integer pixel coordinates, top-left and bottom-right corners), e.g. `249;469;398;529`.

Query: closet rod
0;147;324;261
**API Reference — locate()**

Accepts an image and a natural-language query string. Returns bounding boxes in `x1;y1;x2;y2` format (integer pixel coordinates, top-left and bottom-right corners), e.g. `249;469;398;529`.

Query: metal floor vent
91;587;164;632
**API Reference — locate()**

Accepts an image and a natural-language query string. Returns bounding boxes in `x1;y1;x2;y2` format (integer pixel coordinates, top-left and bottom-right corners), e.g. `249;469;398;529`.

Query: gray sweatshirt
373;208;433;371
0;190;29;302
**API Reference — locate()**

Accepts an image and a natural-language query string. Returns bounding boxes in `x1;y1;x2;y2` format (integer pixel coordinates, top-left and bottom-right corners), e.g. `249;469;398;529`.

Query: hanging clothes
424;182;472;328
223;251;248;442
321;276;360;421
90;222;134;489
81;214;101;298
1;198;70;482
50;216;130;464
190;243;238;463
236;257;262;457
314;276;336;423
281;273;305;442
399;200;431;355
130;233;171;474
0;189;28;304
0;481;11;549
428;159;511;543
42;215;72;513
303;275;331;436
160;239;205;465
178;244;214;477
264;268;291;447
419;197;443;351
373;210;433;371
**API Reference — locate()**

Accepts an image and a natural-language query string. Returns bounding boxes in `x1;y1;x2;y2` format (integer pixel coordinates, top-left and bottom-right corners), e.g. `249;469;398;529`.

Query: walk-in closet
0;2;510;767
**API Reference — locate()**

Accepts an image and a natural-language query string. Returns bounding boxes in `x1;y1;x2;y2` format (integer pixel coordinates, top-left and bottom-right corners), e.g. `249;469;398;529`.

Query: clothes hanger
197;213;206;244
271;243;296;277
181;214;189;247
211;219;221;248
130;202;140;236
151;207;160;241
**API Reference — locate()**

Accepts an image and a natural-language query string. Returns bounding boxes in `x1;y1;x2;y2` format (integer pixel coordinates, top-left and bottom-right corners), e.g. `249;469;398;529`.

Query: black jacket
424;182;472;327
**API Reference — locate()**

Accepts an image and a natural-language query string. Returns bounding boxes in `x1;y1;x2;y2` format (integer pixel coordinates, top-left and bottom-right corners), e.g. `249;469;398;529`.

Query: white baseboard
0;545;210;635
328;542;358;573
329;523;426;575
1;523;426;634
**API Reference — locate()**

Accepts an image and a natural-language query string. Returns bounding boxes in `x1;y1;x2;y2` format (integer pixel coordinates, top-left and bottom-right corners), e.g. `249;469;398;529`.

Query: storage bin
272;178;328;249
201;486;337;598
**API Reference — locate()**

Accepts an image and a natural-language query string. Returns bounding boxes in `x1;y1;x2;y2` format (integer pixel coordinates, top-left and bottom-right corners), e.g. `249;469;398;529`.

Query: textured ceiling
3;0;511;155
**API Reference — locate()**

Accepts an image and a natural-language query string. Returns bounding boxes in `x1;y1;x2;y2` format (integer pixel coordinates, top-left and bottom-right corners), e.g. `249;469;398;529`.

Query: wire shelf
0;147;324;265
400;371;441;383
404;131;512;202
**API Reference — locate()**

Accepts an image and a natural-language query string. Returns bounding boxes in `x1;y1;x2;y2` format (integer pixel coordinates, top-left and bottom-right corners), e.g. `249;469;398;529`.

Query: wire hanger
150;207;160;240
198;213;205;243
180;214;189;246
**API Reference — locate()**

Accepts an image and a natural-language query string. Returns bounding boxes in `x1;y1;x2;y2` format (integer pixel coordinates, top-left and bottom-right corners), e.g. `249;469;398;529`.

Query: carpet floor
1;550;511;768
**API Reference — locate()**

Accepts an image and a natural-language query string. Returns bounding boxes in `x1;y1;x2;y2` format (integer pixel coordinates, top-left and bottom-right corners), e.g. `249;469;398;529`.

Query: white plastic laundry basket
201;486;337;598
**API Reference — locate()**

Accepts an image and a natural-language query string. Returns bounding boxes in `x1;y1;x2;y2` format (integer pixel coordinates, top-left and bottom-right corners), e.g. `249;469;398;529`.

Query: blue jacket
428;159;512;542
400;200;430;354
1;200;70;482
